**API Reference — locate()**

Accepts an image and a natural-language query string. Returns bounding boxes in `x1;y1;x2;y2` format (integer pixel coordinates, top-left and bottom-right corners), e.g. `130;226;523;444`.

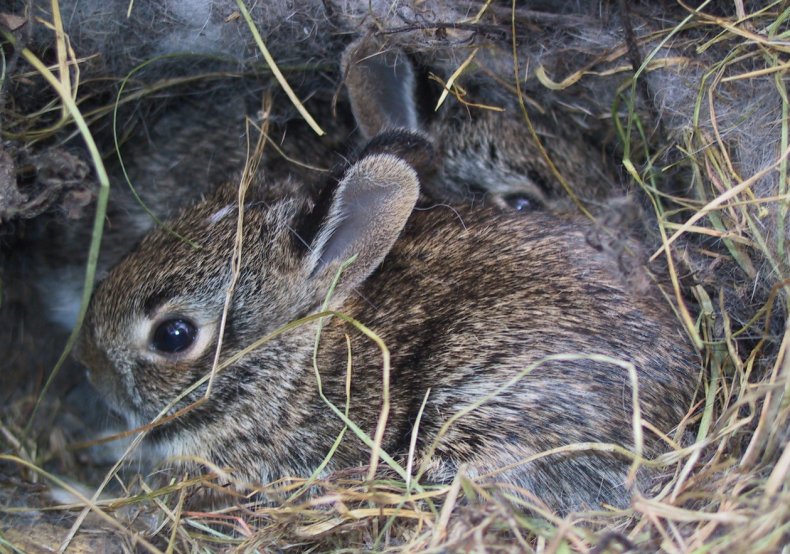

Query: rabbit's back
313;206;696;511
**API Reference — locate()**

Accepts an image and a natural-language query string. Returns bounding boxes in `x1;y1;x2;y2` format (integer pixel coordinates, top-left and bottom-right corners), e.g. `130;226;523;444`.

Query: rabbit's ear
305;153;419;294
342;38;418;139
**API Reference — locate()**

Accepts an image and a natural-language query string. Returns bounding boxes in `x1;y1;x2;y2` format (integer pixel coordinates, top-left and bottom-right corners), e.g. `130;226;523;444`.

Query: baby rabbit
75;40;698;514
341;37;619;214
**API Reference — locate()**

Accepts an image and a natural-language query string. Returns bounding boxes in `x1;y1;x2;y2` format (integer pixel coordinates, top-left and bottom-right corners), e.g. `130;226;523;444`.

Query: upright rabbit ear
305;153;420;295
342;37;418;138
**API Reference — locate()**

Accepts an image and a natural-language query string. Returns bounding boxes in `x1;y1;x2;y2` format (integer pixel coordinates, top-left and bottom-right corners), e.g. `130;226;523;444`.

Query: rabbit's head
76;145;425;436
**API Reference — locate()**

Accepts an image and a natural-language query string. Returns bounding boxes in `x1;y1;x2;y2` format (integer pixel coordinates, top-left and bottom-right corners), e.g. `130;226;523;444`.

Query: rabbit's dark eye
151;318;197;354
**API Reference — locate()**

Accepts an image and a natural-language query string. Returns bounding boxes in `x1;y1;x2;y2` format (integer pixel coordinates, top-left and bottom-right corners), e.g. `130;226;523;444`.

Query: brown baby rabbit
75;40;698;515
76;136;697;513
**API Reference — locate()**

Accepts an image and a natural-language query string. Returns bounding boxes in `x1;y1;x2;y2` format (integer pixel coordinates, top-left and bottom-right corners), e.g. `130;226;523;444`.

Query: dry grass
1;2;789;553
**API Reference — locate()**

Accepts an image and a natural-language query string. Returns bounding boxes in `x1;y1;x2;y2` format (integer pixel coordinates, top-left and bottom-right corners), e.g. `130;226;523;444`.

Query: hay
1;1;788;552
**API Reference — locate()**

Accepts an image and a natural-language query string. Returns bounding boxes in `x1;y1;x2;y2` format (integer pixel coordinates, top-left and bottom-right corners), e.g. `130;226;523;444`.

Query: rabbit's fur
77;141;697;512
74;37;698;514
77;147;697;516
